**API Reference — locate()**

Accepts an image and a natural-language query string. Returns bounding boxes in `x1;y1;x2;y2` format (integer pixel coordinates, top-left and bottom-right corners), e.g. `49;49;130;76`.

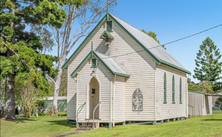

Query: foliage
198;81;214;94
188;82;200;91
0;0;75;118
188;81;213;93
31;25;55;54
15;79;45;117
212;82;222;92
0;80;5;103
141;29;166;49
215;97;222;105
193;37;222;82
50;0;117;112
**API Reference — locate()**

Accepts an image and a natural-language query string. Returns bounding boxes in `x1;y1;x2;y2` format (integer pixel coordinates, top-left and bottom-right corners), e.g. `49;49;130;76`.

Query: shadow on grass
48;120;76;128
202;119;222;121
3;117;37;123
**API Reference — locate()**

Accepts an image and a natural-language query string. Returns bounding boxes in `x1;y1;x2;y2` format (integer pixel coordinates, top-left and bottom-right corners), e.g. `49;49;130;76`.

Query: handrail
76;102;86;129
93;101;101;130
188;105;195;117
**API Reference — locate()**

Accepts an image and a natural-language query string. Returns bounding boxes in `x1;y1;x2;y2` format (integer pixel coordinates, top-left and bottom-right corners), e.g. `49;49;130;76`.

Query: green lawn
70;112;222;137
1;116;76;137
1;112;222;137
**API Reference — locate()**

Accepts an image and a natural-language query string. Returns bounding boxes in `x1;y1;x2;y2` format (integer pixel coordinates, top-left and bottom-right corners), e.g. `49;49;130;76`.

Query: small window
107;21;112;32
163;72;167;104
92;89;95;94
92;59;97;68
180;78;182;104
172;75;175;104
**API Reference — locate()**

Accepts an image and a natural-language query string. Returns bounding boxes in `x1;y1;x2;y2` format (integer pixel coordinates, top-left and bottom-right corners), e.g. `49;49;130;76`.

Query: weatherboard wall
114;76;125;122
66;16;190;122
67;66;77;120
155;65;188;120
107;20;156;121
67;21;106;120
77;59;112;122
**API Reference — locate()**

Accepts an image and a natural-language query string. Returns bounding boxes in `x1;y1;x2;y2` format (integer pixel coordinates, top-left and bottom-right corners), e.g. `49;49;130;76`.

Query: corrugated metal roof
110;14;188;71
95;51;128;75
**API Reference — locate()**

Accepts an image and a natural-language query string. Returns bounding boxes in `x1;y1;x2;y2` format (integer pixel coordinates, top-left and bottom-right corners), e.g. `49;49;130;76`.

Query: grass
1;111;222;137
69;111;222;137
1;116;75;137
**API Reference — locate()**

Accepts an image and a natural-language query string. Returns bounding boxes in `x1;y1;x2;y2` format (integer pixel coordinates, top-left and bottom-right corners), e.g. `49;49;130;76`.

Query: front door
89;77;99;119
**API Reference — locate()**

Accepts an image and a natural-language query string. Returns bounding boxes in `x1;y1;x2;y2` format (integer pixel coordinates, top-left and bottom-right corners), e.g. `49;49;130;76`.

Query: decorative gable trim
100;30;114;40
62;15;107;70
62;13;191;75
70;51;130;78
109;14;161;65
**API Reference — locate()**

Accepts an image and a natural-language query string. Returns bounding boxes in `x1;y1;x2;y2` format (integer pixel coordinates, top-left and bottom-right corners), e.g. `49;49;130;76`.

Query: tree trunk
4;50;15;119
52;54;66;114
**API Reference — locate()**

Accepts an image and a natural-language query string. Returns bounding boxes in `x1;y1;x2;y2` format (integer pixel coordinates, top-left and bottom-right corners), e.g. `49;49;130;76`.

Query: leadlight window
172;75;175;104
164;72;167;104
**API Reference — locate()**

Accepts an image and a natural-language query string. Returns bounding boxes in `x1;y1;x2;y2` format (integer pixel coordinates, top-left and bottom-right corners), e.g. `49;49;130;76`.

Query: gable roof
70;50;130;78
62;13;191;74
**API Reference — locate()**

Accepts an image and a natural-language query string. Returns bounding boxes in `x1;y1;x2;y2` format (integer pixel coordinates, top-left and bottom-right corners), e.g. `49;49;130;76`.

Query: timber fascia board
63;13;191;75
62;15;107;70
160;60;191;74
70;51;130;78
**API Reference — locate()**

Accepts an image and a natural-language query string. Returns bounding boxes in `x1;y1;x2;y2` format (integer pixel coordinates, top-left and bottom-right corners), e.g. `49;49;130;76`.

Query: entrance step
77;122;100;131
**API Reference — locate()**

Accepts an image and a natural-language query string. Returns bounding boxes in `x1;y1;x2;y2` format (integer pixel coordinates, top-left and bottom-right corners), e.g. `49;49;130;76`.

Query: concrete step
82;122;99;129
77;127;92;131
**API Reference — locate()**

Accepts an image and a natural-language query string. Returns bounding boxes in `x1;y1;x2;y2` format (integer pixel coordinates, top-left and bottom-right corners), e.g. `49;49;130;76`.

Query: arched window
132;88;143;110
172;75;175;104
163;73;167;104
180;78;182;104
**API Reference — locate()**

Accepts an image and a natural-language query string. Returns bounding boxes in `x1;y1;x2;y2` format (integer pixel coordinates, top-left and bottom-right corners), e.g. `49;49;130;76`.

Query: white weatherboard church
62;13;191;128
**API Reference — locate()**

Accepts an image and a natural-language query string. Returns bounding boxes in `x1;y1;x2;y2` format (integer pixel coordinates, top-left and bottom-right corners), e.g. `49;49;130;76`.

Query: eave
70;51;130;78
63;13;191;75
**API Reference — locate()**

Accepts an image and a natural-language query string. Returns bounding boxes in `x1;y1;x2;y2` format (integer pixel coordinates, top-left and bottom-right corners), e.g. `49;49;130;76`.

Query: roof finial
106;0;109;14
91;41;93;57
106;0;109;20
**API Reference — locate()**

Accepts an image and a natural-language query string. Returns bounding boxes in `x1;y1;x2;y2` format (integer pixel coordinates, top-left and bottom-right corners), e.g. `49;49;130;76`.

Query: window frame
163;72;167;104
172;75;175;104
180;77;182;104
91;58;97;68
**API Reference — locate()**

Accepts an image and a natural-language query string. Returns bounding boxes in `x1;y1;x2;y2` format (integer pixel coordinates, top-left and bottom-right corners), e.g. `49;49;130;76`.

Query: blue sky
49;0;222;83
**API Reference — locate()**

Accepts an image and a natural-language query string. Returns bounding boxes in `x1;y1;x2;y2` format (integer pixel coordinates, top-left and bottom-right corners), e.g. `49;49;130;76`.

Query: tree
0;0;73;119
188;81;213;93
212;82;222;92
51;0;117;113
193;37;222;83
31;25;54;54
188;82;200;91
141;30;166;49
15;79;45;117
